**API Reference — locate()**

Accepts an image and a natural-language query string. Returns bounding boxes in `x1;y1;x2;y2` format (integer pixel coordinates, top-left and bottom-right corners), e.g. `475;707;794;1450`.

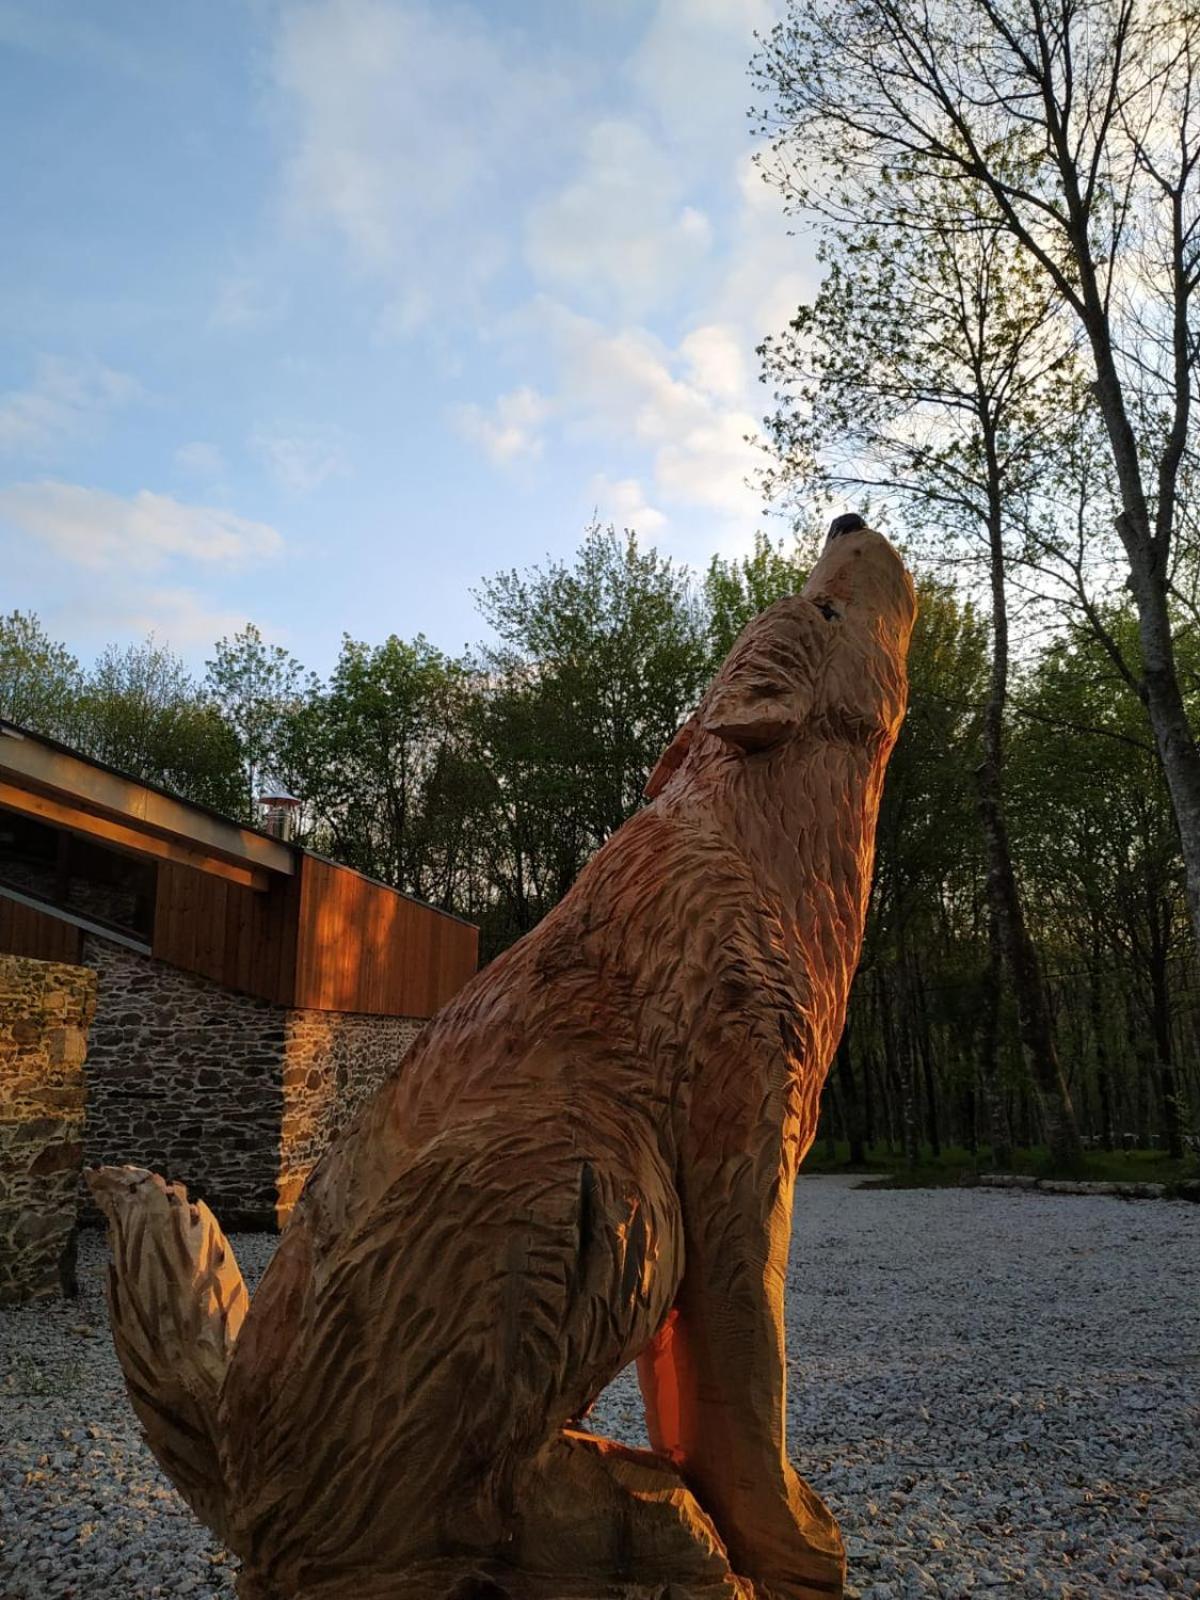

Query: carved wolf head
646;521;915;798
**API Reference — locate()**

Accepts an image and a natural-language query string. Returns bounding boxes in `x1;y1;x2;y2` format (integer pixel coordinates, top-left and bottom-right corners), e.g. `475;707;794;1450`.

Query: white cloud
376;286;434;340
589;474;668;535
656;408;764;520
525;119;712;316
263;0;805;556
449;0;802;553
375;232;508;344
455;386;549;465
271;0;567;329
251;426;351;493
529;301;704;444
0;481;283;570
0;5;150;77
717;152;819;343
628;0;779;159
0;356;141;457
106;587;258;651
174;440;226;478
40;579;267;659
209;274;286;331
522;299;765;533
680;324;748;402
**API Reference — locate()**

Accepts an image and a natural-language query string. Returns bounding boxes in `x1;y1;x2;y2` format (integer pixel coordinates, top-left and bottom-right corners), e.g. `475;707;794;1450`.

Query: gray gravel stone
2;1177;1198;1597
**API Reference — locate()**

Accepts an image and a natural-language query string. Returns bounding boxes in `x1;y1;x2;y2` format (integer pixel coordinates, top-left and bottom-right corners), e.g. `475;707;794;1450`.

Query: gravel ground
2;1177;1198;1599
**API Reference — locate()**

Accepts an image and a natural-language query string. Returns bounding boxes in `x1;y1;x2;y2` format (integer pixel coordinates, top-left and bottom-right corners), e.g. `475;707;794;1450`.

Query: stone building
0;952;95;1302
0;719;478;1228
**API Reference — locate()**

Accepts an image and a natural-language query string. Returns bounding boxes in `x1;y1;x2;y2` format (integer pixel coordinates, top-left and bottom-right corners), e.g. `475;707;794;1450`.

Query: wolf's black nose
828;512;867;539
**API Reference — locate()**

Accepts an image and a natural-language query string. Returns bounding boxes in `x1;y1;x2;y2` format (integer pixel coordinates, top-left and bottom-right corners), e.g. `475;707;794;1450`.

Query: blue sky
0;0;816;675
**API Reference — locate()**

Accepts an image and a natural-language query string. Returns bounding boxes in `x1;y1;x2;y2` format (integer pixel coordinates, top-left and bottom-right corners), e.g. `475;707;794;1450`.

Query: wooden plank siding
152;862;300;1007
2;856;475;1017
2;725;478;1016
0;893;84;965
152;854;474;1016
294;855;478;1017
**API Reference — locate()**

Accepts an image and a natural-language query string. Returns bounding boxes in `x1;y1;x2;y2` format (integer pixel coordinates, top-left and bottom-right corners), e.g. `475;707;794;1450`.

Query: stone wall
82;936;423;1229
82;937;284;1228
278;1009;422;1215
0;953;96;1303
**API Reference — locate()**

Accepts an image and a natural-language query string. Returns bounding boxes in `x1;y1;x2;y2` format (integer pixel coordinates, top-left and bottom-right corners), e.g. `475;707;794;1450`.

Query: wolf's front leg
637;1098;845;1600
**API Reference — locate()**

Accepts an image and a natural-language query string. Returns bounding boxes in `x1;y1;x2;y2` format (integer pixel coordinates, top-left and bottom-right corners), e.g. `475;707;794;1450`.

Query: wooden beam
0;783;270;892
0;730;294;878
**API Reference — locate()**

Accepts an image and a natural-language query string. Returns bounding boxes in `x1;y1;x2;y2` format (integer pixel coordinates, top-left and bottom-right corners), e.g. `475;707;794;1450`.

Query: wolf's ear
699;598;825;752
645;714;697;799
699;684;810;752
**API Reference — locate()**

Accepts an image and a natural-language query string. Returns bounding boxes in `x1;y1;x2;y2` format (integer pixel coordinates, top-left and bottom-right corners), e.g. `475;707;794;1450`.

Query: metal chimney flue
258;791;300;842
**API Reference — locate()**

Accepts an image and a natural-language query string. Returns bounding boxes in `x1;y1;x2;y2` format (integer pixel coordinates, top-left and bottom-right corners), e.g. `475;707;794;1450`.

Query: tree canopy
4;514;1196;1162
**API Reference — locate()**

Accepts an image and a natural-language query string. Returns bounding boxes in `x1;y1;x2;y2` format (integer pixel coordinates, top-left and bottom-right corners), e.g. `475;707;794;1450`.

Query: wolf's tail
86;1165;247;1543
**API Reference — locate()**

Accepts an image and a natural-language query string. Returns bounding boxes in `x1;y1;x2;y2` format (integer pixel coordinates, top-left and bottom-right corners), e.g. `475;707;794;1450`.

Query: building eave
0;719;294;886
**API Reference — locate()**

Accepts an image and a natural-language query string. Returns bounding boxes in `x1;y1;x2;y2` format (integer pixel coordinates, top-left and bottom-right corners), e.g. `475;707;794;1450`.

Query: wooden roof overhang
0;722;294;892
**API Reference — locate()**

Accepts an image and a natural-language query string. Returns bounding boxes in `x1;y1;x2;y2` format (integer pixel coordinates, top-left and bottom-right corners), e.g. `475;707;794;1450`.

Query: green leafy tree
281;634;478;906
76;638;243;814
0;611;82;739
760;203;1083;1162
851;582;993;1163
1013;615;1193;1156
475;525;710;851
755;0;1200;975
464;668;589;953
204;624;307;819
703;532;814;663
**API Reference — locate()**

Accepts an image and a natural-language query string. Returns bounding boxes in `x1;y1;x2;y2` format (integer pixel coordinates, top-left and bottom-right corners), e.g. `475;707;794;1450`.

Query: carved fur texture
86;1165;248;1543
93;526;915;1600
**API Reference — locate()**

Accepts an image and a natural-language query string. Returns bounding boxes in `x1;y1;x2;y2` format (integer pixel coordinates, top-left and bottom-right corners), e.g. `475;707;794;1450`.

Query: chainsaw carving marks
91;524;915;1600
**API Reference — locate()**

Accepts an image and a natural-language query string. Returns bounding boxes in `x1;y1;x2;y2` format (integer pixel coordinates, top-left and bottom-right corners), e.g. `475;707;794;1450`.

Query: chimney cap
258;790;300;807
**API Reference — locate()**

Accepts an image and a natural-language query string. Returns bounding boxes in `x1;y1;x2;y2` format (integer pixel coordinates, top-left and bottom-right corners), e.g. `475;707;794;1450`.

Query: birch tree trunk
977;490;1082;1167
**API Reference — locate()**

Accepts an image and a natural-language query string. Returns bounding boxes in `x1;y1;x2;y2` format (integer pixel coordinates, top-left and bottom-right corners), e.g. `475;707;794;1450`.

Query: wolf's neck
725;741;884;968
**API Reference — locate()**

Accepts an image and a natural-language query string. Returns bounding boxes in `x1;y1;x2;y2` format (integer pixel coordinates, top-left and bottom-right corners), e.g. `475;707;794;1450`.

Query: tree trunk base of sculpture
234;1427;844;1600
237;1558;843;1600
241;1559;842;1600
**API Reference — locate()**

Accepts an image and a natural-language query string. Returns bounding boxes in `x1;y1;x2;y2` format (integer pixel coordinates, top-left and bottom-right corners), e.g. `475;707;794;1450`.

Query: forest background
4;516;1194;1181
5;0;1200;1181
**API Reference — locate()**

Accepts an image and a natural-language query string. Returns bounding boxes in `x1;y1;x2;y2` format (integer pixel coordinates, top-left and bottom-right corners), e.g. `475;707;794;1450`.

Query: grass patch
800;1140;1200;1189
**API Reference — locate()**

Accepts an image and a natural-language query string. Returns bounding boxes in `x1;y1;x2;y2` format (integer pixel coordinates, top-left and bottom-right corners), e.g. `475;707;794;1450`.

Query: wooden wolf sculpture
90;520;915;1600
